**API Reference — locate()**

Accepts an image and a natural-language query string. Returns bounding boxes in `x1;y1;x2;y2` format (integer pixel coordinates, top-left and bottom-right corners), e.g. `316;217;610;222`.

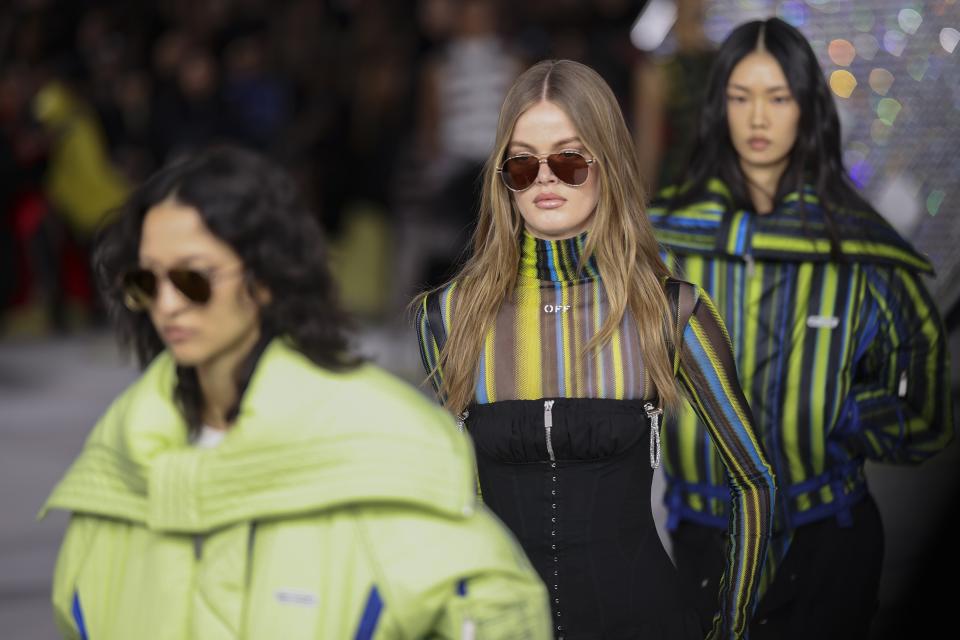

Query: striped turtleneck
456;229;651;403
517;230;599;283
416;228;776;637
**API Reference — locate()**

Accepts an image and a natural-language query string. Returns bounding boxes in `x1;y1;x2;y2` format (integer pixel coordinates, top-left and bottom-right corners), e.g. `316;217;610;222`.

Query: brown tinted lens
501;155;540;191
547;151;590;186
122;269;157;309
168;269;213;304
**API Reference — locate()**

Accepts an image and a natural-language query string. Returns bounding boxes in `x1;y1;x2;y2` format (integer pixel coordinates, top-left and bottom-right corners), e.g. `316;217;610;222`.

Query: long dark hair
668;18;874;253
93;145;359;433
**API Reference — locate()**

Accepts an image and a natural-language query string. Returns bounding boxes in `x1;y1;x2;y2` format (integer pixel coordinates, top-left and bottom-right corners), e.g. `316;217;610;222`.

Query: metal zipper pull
544;400;556;462
455;409;470;433
898;371;908;398
644;402;663;469
745;254;756;278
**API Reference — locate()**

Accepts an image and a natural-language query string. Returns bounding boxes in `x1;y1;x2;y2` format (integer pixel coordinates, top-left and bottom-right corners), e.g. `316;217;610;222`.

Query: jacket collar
41;339;477;532
649;179;933;274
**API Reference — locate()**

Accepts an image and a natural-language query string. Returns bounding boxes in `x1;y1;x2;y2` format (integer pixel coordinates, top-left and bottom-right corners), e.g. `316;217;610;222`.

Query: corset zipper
644;402;663;469
544;400;556;461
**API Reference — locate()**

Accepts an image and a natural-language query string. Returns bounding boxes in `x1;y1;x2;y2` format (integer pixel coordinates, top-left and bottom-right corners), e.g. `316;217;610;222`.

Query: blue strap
72;591;89;640
354;586;384;640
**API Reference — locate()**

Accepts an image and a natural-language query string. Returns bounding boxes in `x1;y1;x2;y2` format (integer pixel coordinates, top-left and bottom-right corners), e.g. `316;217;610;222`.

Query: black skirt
467;398;703;640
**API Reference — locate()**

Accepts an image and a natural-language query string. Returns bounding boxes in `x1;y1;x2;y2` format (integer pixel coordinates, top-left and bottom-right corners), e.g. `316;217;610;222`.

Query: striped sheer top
417;230;775;639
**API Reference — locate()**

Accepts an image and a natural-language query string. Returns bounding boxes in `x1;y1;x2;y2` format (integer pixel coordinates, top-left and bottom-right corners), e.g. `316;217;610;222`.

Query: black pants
672;494;885;640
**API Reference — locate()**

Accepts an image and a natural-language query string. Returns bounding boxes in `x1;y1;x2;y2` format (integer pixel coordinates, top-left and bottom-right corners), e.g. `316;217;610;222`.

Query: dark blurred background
0;1;957;638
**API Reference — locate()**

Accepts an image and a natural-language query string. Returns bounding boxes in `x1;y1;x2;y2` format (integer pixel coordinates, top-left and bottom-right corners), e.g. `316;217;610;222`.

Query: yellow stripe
611;321;624;399
813;266;838;505
751;234;829;253
443;282;457;335
484;326;497;402
752;235;929;270
441;283;458;387
741;261;762;422
679;258;706;510
651;207;724;221
899;273;940;428
783;263;812;510
515;284;541;400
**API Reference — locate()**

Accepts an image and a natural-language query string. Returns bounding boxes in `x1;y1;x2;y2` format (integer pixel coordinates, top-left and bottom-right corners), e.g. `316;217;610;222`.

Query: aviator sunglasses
120;264;244;311
496;149;597;192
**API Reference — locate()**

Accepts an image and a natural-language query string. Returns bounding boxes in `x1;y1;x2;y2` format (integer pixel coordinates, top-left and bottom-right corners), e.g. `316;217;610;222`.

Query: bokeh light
777;1;808;26
844;141;873;188
852;6;875;32
941;27;960;53
830;70;858;98
853;33;880;60
735;0;768;11
927;190;945;216
828;39;857;66
869;68;895;95
897;9;923;35
804;0;833;8
907;58;930;82
877;98;903;125
884;29;908;56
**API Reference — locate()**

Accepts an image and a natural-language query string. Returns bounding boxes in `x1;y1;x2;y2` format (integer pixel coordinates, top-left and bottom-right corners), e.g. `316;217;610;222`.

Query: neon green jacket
42;340;551;639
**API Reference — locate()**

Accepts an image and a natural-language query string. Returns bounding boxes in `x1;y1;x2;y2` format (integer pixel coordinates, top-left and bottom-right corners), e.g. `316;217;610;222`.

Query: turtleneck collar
518;229;600;282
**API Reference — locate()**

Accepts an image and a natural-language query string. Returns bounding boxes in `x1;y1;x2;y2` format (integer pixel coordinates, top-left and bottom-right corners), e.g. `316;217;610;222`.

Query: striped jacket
650;180;954;545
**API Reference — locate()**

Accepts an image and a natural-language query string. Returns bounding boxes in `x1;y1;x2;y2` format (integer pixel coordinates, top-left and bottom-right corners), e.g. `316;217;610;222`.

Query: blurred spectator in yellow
32;79;128;236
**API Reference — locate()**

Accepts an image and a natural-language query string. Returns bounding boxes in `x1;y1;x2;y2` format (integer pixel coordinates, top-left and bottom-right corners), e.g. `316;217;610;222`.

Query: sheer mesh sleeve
676;287;776;640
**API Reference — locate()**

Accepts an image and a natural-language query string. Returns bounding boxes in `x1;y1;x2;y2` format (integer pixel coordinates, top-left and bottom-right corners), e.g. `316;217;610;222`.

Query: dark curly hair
93;145;359;434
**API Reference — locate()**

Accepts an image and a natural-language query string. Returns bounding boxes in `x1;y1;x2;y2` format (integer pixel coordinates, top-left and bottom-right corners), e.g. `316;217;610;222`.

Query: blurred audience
633;0;714;192
0;0;649;333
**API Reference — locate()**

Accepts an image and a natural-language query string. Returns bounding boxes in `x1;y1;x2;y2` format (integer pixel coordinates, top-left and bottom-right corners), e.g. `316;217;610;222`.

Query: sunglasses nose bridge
153;274;191;312
533;155;558;185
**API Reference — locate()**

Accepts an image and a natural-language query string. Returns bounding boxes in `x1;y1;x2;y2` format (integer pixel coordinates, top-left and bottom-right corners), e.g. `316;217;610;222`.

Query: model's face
507;100;600;240
726;51;800;174
138;199;264;368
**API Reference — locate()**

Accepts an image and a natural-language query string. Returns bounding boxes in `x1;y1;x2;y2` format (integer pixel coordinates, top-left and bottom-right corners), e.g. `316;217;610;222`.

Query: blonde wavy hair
419;59;679;415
